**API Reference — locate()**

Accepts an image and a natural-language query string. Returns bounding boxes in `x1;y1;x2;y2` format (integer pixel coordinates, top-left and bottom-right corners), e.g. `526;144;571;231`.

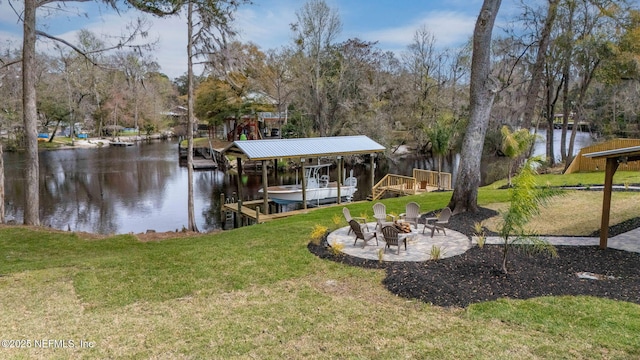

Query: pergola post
301;158;307;209
337;156;342;204
370;153;375;197
236;157;244;228
262;160;269;215
599;157;619;249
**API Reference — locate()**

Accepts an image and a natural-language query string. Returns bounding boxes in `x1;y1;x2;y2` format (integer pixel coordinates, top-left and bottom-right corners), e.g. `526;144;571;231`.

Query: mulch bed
308;207;640;308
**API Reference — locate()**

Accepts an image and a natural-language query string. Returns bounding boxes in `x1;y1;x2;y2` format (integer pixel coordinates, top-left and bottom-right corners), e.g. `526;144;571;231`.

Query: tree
426;116;454;190
291;0;342;136
447;0;502;214
403;25;441;144
195;77;239;126
497;156;560;274
520;0;561;130
22;0;39;225
500;125;537;186
182;0;248;231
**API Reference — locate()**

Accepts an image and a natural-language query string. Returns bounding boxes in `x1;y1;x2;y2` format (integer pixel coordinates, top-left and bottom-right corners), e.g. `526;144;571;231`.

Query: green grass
486;170;640;188
1;173;639;358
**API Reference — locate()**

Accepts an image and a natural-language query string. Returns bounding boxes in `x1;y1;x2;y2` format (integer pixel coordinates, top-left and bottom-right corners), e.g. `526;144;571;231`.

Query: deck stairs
367;169;452;201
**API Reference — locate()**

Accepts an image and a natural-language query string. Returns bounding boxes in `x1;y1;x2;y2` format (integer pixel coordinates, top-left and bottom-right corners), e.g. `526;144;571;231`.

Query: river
2;129;593;234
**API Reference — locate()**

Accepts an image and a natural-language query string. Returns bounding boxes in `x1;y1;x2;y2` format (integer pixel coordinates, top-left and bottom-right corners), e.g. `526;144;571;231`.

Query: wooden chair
349;219;378;248
400;201;420;229
423;207;452;238
343;207;368;235
373;202;393;231
381;225;406;255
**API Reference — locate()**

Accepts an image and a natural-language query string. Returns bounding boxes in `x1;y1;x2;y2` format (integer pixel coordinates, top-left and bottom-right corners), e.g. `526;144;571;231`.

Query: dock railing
369;169;452;201
413;169;452;191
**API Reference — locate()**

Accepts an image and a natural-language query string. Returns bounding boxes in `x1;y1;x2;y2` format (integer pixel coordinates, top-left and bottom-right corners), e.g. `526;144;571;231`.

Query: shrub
310;224;328;246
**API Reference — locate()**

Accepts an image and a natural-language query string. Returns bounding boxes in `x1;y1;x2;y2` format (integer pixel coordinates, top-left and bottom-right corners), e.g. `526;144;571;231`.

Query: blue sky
0;0;521;79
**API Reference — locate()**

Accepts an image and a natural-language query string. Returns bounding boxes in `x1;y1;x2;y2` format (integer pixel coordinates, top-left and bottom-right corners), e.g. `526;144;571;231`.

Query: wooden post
370;153;375;198
337;156;342;204
599;157;619;249
256;206;260;224
236;157;244;228
219;193;225;223
301;158;307;209
262;160;269;215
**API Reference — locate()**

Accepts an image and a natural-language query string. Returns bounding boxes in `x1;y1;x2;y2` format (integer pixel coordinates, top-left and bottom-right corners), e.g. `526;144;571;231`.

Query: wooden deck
192;158;218;170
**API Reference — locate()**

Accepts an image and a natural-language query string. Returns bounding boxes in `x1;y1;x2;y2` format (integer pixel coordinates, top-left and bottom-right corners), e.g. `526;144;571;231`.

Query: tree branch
36;30;101;67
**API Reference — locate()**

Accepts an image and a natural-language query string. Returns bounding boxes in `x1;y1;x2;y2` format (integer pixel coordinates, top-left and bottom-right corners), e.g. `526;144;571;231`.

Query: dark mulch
308;207;640;308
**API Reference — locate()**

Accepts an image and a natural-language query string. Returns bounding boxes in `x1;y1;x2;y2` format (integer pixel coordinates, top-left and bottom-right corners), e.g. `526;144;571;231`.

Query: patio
327;222;471;262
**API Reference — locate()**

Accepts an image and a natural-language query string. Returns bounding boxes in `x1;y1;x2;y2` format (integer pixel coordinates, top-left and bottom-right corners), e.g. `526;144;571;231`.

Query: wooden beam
599;157;619;249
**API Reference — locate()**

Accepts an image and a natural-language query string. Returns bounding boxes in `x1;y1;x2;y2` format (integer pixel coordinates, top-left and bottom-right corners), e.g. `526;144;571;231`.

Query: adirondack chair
381;225;406;255
343;207;368;235
423;207;452;238
400;202;421;229
373;202;394;231
349;220;378;248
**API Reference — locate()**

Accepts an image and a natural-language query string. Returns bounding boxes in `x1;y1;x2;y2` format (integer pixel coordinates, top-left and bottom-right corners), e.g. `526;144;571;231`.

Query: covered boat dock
222;135;385;226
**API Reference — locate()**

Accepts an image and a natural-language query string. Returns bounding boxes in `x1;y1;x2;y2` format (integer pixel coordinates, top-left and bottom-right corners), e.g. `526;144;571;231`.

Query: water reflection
4;142;233;234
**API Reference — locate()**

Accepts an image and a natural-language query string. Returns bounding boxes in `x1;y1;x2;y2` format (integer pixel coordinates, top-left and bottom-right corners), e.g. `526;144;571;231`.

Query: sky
0;0;521;80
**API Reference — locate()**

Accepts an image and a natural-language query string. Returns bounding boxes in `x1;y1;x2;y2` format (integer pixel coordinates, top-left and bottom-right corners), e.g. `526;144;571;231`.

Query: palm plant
500;125;537;186
498;156;561;274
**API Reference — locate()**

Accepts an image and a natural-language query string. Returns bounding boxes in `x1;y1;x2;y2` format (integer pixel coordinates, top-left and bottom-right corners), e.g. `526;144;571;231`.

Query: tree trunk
186;1;198;232
521;0;560;130
0;143;4;224
22;0;40;226
448;0;502;214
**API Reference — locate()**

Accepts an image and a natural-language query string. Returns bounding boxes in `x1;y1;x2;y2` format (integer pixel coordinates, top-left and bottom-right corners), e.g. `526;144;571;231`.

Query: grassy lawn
1;172;639;358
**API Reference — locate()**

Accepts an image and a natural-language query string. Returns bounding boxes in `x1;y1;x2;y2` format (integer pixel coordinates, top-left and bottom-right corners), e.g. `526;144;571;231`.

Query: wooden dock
222;198;355;226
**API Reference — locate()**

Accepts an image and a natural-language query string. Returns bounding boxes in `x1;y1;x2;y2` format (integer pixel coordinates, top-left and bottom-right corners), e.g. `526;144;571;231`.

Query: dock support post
262;160;269;215
219;193;225;223
236;157;244;228
301;158;307;209
256;206;260;224
370;153;375;198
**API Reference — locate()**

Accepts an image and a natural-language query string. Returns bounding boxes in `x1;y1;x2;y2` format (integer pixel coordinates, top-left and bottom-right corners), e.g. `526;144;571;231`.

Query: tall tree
22;0;39;225
520;0;561;130
448;0;502;214
291;0;342;136
183;0;248;231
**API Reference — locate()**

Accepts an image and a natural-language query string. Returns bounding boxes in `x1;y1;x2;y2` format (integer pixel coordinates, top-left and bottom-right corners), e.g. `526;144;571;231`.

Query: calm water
3;140;390;234
2;130;592;234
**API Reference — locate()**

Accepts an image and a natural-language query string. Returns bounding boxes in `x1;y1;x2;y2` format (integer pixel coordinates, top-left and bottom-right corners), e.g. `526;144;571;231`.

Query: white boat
259;164;358;205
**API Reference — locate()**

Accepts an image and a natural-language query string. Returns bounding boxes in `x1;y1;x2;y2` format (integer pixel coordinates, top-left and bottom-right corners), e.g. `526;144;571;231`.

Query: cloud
233;3;296;51
363;11;475;52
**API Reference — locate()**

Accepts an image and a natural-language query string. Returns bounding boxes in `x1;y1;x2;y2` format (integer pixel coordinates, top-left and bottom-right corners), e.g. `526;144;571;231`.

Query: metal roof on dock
223;135;385;160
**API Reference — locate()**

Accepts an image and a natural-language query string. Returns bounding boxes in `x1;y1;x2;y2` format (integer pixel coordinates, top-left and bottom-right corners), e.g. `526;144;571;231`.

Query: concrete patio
327;222;472;262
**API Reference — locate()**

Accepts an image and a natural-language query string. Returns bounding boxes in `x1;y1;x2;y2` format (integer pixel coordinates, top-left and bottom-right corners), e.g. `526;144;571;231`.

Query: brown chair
400;201;421;229
381;225;406;255
373;202;394;231
343;207;368;235
423;207;452;237
349;219;378;248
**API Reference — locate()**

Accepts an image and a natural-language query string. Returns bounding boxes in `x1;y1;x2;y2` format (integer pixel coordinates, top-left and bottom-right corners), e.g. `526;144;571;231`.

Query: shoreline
40;134;169;150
